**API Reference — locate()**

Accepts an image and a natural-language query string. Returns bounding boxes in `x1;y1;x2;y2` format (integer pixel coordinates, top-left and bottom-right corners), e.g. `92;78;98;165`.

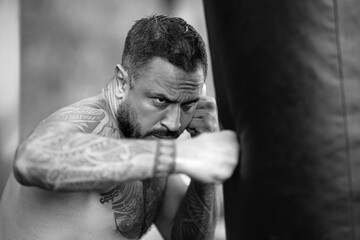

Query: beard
116;99;182;139
116;98;142;139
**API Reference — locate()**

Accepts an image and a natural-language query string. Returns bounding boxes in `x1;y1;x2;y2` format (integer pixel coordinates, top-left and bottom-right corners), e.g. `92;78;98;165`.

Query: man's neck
102;79;120;122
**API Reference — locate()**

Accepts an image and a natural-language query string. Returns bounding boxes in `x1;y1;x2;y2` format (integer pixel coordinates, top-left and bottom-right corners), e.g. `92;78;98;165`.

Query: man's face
117;57;204;139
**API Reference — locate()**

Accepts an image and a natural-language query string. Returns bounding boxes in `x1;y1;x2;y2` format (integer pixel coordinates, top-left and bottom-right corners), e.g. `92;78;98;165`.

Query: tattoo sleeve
171;181;218;240
13;104;175;191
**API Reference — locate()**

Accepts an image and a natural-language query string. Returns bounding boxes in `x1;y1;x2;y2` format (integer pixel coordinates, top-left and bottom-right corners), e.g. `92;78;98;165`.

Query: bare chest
99;178;166;239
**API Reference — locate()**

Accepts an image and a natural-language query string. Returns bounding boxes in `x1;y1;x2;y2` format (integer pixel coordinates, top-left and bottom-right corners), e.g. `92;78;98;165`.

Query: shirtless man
0;15;239;240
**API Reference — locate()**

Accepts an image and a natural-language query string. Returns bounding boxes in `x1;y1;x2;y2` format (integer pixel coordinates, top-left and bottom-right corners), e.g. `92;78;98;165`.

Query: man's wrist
153;140;176;177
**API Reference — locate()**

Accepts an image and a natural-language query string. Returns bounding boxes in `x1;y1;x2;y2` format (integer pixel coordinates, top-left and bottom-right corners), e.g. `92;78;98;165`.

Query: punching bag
204;1;360;239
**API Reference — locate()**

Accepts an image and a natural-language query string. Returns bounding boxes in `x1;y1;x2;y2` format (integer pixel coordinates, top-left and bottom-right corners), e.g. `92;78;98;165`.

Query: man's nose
161;104;181;132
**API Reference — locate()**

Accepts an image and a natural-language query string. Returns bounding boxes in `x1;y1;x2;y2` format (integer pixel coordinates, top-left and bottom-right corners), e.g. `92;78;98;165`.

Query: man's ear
115;64;130;99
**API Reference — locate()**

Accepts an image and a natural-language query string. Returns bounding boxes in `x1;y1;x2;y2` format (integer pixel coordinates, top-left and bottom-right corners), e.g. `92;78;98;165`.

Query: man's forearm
171;181;218;240
14;129;175;191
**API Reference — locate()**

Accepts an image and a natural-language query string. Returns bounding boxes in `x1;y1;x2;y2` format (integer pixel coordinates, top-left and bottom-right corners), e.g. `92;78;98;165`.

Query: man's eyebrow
151;92;199;104
152;93;176;103
182;97;200;104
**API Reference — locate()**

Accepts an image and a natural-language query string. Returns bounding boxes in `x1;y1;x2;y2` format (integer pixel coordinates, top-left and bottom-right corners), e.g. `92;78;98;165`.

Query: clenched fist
175;130;239;183
187;85;220;137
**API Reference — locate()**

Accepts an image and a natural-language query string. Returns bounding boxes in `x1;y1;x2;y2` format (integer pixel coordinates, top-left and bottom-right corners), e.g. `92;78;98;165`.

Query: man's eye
153;97;166;103
152;97;168;107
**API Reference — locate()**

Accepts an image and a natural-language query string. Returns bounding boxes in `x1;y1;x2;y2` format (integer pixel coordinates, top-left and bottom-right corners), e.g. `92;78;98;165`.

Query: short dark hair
122;15;207;80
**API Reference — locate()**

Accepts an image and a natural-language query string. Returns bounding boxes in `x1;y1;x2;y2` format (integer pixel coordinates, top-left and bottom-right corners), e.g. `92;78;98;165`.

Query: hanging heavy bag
204;0;360;239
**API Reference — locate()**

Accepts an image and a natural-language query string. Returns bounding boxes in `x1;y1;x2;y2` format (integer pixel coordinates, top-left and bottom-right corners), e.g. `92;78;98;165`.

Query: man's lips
145;134;178;139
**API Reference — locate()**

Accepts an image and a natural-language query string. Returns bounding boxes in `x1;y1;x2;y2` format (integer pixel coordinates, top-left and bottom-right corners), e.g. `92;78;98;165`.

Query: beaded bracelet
153;140;176;177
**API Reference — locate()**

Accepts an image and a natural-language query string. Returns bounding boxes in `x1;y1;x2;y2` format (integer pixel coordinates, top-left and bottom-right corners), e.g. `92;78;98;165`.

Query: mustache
144;129;182;139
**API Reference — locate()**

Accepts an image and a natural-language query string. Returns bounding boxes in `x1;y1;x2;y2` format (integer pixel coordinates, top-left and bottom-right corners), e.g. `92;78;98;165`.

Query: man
0;15;239;240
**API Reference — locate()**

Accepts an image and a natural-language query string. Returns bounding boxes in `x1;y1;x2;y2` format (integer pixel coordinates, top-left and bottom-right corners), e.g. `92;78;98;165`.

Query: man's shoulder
39;95;120;136
70;95;108;109
46;95;109;122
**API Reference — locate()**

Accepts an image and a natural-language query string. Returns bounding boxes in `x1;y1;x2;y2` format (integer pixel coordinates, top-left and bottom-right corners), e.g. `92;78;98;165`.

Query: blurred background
0;0;223;239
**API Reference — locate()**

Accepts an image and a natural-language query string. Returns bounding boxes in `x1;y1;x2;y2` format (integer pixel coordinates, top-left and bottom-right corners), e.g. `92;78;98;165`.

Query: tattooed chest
99;178;166;239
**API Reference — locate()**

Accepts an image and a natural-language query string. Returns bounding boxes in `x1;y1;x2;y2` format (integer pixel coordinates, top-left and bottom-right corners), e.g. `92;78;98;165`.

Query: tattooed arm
14;130;157;191
13;103;173;191
171;181;218;240
155;176;218;240
14;99;238;192
155;94;221;239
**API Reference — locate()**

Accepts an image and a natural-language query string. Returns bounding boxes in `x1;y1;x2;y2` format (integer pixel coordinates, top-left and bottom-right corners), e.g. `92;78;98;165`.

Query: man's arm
171;181;218;240
155;175;219;240
155;95;230;240
13;104;170;191
14;127;160;191
14;103;238;192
